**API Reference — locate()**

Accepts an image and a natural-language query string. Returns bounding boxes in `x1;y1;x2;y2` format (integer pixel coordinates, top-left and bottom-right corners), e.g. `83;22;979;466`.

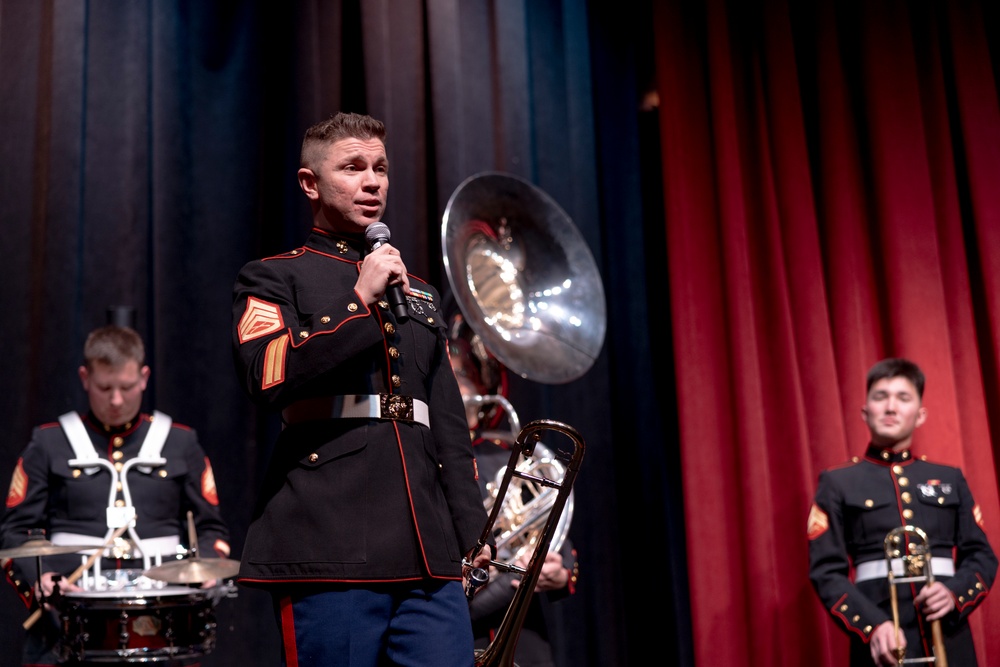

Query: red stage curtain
654;0;1000;665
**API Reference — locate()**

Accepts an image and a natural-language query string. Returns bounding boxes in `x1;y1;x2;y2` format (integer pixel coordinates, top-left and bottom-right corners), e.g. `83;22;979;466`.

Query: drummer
0;323;231;664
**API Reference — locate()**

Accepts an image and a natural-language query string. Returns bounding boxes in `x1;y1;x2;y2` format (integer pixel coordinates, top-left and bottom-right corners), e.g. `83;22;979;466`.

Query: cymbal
144;557;241;584
0;540;94;559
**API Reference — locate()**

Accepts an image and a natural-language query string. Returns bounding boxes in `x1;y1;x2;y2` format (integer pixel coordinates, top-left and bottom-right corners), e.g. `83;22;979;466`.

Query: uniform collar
85;410;142;436
864;443;914;465
307;227;367;261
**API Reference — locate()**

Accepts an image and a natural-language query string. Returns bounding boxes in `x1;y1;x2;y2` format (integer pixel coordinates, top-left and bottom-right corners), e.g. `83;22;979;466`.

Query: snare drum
58;586;217;663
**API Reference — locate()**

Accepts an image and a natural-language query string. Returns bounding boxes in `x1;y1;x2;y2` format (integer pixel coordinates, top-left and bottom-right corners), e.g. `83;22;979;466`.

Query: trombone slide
883;525;948;666
465;419;585;667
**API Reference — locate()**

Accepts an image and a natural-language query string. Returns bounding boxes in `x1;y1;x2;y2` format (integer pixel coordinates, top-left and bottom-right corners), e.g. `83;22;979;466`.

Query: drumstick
23;524;130;630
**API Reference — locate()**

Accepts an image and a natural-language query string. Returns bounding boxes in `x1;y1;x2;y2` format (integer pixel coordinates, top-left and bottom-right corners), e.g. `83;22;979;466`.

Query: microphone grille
364;222;390;245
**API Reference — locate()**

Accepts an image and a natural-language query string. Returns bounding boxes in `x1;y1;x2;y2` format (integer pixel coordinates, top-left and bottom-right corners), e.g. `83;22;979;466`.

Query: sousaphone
443;172;604;667
442;172;606;384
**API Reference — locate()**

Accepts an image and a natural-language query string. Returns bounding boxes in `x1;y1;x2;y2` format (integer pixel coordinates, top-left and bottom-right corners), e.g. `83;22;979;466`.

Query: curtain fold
656;1;1000;665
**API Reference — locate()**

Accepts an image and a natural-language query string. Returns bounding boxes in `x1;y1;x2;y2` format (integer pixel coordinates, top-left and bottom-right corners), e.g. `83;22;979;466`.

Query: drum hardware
19;524;131;630
143;558;241;585
0;538;95;560
464;419;585;667
53;513;237;663
884;525;948;666
144;512;241;584
58;585;223;663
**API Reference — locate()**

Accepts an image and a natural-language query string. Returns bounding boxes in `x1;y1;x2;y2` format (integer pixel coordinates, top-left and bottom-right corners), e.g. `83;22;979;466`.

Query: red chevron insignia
239;297;284;343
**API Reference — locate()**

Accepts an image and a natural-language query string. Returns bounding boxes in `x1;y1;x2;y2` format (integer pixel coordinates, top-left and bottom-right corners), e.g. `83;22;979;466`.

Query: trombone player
808;358;997;666
448;314;579;667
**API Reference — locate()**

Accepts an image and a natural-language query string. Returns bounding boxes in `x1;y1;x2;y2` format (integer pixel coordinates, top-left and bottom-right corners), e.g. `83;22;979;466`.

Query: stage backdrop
1;2;998;667
656;1;1000;666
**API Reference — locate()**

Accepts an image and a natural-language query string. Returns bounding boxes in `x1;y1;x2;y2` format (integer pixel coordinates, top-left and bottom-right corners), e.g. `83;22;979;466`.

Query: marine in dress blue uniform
232;227;490;665
808;358;997;666
1;410;231;664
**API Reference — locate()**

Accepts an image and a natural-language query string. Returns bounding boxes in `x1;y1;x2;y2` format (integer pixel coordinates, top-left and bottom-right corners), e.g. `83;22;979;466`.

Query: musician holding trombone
808;358;997;666
447;314;579;667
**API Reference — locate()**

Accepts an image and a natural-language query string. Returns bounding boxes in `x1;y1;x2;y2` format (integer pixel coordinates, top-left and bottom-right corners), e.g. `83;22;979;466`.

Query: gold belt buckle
380;394;414;421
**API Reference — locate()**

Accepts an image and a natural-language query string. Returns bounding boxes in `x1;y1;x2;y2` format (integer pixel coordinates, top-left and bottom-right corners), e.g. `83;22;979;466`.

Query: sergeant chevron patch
807;503;829;540
262;334;289;389
239;297;284;343
5;458;26;508
201;458;219;506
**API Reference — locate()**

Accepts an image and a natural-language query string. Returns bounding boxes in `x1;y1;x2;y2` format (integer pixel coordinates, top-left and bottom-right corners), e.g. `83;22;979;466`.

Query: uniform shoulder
910;456;965;478
144;412;195;433
260;247;308;262
911;454;959;468
235;245;308;274
821;457;863;475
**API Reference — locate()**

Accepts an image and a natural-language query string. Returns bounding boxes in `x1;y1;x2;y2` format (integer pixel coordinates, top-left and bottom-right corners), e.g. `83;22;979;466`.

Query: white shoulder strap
135;410;172;473
58;412;101;475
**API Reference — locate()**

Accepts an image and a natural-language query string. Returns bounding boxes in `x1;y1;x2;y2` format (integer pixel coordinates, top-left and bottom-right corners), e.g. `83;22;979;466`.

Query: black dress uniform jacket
808;444;997;666
231;227;489;585
1;411;231;606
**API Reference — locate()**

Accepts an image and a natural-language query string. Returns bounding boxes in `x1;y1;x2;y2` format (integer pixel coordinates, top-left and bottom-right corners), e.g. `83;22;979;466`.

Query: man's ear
298;168;318;199
78;365;89;389
140;365;151;390
915;405;927;428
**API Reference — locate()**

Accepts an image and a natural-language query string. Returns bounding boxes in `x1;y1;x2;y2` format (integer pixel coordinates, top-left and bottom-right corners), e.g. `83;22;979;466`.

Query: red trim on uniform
6;458;27;508
280;595;299;667
954;572;991;612
392;421;435;574
4;558;34;609
829;594;869;641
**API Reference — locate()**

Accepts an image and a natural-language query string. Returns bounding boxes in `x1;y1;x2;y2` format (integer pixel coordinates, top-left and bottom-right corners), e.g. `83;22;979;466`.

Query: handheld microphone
364;222;409;322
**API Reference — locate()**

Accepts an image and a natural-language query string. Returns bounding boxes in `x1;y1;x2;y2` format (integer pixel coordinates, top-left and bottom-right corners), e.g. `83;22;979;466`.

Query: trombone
464;419;585;667
883;525;948;666
463;393;574;563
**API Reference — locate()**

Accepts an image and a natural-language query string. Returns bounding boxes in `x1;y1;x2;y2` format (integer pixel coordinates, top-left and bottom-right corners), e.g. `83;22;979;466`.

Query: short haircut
300;112;386;169
83;325;145;370
865;357;925;398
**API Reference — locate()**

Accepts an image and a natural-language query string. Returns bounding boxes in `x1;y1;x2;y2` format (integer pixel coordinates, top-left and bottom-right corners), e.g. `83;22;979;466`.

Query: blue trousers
273;581;474;667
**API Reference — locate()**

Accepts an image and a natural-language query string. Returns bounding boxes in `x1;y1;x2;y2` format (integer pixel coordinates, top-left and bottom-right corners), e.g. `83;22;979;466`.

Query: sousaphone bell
442;172;606;385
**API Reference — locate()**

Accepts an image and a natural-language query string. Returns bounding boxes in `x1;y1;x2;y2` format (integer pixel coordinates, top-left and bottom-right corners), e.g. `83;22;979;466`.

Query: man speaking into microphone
231;112;492;667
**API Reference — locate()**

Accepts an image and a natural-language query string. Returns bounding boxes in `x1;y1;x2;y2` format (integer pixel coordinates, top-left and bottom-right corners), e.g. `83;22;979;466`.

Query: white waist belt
283;394;431;428
337;394;430;427
855;557;955;583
